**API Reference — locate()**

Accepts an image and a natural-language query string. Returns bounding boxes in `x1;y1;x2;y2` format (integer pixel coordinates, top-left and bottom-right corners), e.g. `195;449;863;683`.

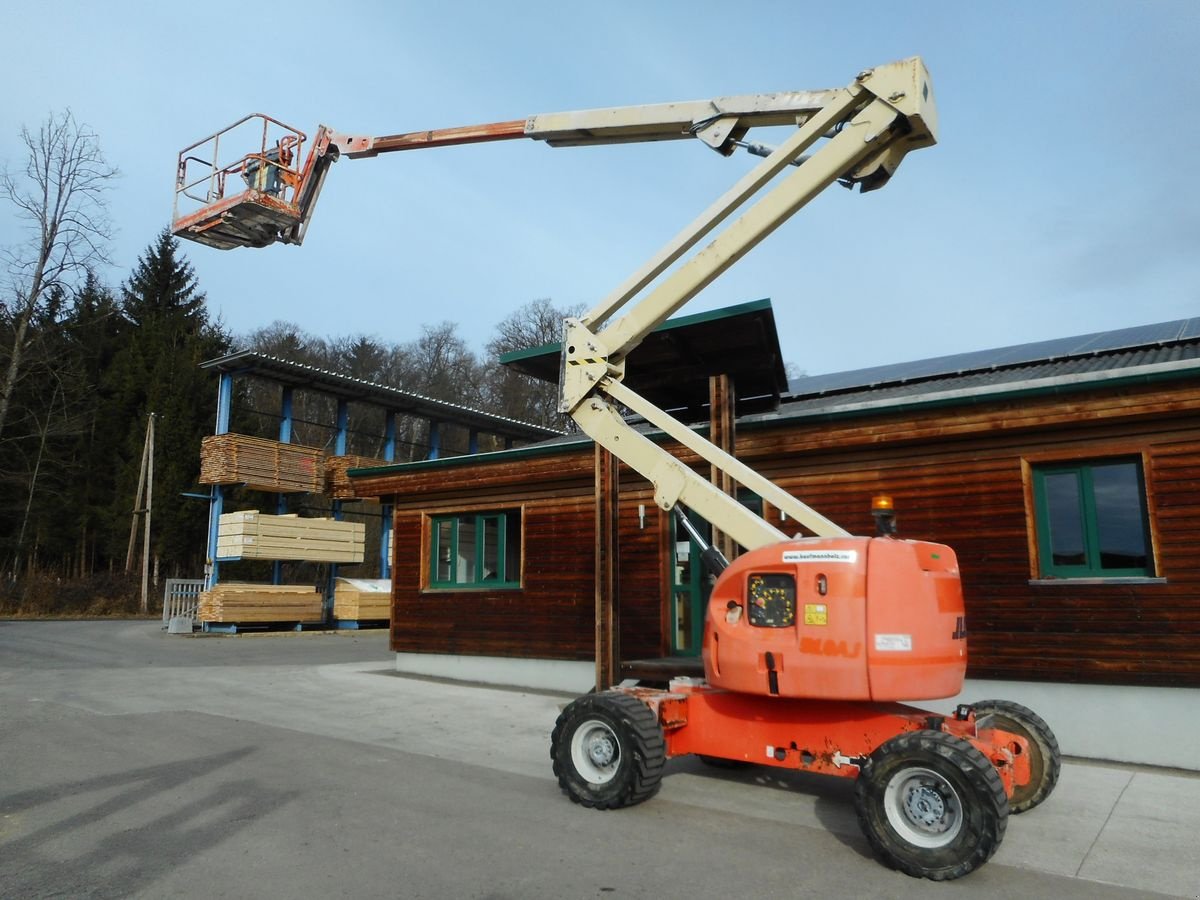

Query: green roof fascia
349;363;1200;479
346;424;696;478
346;438;590;477
498;298;772;366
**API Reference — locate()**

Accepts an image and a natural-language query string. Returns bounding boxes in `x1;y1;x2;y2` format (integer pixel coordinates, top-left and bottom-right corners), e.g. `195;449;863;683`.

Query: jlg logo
800;637;862;658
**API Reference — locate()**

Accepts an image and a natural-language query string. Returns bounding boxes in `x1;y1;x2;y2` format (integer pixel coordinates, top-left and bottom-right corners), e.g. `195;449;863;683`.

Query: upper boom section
170;59;938;554
170;58;935;251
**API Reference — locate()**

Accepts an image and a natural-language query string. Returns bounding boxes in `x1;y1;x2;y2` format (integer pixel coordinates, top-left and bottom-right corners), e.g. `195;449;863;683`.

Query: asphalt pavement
1;620;1196;899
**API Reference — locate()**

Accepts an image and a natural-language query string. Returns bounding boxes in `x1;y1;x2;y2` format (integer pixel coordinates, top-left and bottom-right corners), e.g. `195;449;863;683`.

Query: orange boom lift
172;58;1060;880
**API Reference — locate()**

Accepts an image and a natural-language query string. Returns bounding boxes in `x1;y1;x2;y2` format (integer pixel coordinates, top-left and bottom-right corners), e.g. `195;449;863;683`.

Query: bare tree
484;298;584;430
0;110;118;440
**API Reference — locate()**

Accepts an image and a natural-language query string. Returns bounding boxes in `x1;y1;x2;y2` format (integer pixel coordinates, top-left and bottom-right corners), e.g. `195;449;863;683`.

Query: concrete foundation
394;652;595;694
929;679;1200;772
395;652;1199;772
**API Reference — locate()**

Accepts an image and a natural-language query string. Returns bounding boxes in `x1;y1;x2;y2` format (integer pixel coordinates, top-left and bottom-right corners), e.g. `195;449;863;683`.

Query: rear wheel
973;699;1061;812
854;730;1008;880
550;692;665;810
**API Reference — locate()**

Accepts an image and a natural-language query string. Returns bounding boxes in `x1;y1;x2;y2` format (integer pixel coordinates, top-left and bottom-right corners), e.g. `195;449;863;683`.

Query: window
1031;458;1153;578
429;510;521;588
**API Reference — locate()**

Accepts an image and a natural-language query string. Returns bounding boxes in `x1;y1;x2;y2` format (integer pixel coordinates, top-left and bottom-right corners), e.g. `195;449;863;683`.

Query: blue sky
2;1;1197;376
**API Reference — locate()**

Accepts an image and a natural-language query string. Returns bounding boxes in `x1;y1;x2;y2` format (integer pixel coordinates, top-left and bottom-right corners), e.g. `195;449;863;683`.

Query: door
670;509;710;656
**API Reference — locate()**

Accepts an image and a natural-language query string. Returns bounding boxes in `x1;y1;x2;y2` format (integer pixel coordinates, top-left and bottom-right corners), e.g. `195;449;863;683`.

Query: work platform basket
172;114;312;250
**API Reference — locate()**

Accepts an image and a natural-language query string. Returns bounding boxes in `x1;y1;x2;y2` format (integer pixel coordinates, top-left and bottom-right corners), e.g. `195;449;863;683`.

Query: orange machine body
702;537;966;701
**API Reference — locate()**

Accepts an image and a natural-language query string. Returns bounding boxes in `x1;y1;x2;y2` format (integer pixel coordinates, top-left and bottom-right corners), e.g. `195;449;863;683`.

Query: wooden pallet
217;511;366;563
197;582;324;623
199;434;325;493
333;577;391;620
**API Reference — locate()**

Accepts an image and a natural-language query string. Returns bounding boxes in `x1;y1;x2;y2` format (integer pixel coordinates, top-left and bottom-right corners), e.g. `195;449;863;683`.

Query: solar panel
789;318;1200;397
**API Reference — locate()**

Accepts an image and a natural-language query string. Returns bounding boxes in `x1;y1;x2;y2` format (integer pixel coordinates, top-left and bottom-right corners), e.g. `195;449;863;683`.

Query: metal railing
162;578;206;628
173;114;308;221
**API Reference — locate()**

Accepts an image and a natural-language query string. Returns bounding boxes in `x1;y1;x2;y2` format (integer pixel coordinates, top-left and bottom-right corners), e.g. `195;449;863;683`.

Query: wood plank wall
355;450;667;663
357;379;1200;688
735;381;1200;688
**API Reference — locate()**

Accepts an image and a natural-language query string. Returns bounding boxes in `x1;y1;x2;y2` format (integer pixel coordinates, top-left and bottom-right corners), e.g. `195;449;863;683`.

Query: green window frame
429;510;521;589
1032;457;1153;578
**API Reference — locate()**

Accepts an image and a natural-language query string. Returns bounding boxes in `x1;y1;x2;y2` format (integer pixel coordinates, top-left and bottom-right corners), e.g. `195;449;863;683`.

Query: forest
0;113;572;615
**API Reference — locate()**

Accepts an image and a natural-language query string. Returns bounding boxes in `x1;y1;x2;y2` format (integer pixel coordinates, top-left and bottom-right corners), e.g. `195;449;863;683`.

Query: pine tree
58;273;124;574
102;230;229;576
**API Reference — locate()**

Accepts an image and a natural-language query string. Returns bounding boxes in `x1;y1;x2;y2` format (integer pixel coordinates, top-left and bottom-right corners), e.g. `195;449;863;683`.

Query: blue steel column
273;386;294;586
205;372;234;590
327;399;350;621
384;411;396;461
427;419;441;460
380;412;396;580
468;429;479;454
335;399;349;455
279;386;294;443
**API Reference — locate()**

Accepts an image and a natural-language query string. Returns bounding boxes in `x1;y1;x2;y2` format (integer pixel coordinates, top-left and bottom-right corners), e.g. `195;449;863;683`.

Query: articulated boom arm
171;58;936;553
560;58;936;553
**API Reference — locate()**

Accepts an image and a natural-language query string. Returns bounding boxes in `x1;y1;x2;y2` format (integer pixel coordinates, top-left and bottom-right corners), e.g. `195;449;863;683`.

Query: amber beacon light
872;494;897;536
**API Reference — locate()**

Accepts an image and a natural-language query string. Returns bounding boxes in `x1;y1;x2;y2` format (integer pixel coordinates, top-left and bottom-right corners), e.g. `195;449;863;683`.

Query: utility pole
125;413;156;614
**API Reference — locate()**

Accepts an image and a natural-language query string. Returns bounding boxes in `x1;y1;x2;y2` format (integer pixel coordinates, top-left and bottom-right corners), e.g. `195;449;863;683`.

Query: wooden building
349;312;1200;769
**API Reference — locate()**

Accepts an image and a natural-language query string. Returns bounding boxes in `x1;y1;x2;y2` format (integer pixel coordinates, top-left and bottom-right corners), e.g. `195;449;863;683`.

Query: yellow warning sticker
804;604;828;626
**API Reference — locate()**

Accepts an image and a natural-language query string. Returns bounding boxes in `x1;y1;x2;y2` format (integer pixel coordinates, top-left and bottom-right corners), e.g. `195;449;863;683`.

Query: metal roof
789;318;1200;397
764;319;1200;425
499;298;788;417
200;350;560;440
347;317;1200;478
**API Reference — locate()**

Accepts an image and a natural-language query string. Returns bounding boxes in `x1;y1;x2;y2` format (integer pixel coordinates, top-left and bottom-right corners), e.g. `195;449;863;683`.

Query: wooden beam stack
325;454;390;500
197;583;324;623
199;434;325;493
217;511;366;563
333;577;392;621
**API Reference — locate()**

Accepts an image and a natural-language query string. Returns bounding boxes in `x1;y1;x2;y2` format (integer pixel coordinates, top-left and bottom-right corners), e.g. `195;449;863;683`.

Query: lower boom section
550;679;1060;881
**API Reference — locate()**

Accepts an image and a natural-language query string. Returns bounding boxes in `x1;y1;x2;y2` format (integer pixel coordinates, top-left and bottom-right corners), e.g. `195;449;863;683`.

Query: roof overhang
499;298;788;419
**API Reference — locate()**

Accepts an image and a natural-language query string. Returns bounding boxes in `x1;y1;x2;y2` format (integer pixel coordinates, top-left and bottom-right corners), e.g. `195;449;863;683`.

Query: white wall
925;679;1200;772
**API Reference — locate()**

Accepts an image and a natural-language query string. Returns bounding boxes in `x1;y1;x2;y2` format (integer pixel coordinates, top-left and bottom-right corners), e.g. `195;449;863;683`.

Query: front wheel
854;730;1008;880
973;699;1061;813
550;692;665;810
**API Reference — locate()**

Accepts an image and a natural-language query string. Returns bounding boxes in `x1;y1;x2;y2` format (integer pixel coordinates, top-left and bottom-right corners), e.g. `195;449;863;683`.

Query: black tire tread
973;699;1061;813
854;729;1008;881
550;691;666;810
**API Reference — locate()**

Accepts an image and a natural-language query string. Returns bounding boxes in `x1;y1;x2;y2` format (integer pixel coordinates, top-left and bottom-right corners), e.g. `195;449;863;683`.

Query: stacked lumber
217;511;366;563
333;578;392;620
197;582;324;623
325;454;390;500
199;434;325;493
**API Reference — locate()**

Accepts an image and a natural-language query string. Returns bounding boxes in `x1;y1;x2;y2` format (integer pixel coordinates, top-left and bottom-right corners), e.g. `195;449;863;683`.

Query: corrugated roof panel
770;343;1200;418
789;318;1200;397
200;350;560;439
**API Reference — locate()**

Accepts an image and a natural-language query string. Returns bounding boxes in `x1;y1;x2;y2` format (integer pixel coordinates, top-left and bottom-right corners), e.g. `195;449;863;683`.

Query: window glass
1033;458;1152;578
435;519;454;582
1092;463;1148;569
481;517;500;581
504;515;521;582
1044;471;1085;566
430;510;521;588
456;515;477;582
